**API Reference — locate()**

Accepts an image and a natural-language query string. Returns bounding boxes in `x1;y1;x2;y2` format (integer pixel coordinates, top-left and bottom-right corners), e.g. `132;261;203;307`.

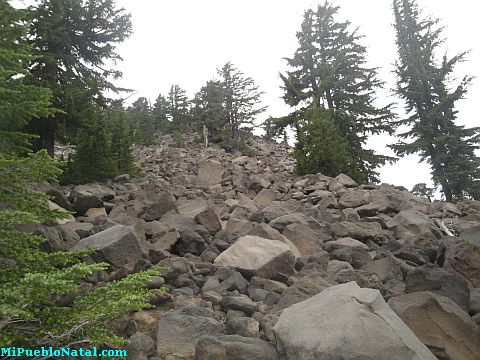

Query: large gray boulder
195;335;278;360
156;307;225;359
197;160;224;185
389;291;480;360
214;235;295;279
71;224;144;268
273;282;436;360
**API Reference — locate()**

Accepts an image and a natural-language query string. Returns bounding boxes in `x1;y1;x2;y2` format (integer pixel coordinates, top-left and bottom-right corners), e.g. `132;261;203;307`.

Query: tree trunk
27;117;55;157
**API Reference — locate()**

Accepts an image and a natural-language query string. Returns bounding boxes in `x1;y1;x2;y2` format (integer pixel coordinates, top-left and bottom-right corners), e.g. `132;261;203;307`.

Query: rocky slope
40;133;480;359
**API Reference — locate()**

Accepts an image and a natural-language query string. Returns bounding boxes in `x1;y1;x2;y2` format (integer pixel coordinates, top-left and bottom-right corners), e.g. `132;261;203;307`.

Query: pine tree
392;0;480;200
218;62;266;140
26;0;132;155
130;97;155;145
107;102;140;175
62;106;118;183
294;107;357;178
279;1;395;183
191;80;225;142
167;84;190;131
0;0;54;155
0;1;160;347
152;93;169;132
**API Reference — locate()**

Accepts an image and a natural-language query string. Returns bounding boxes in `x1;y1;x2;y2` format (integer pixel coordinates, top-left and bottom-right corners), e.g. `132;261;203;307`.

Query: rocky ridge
40;133;480;359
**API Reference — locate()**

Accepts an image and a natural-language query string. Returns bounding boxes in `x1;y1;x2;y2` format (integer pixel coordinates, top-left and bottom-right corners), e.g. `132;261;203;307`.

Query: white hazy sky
116;1;479;192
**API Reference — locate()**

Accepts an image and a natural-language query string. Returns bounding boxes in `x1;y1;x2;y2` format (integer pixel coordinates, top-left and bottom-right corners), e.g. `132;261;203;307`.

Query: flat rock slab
195;335;279;360
389;291;480;360
71;224;143;268
214;235;295;279
273;281;436;360
156;307;225;359
197;160;224;185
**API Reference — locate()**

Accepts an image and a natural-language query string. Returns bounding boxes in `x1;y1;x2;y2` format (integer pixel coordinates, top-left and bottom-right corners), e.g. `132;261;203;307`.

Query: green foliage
279;1;395;183
130;97;155;146
61;107;118;184
172;131;185;148
191;80;225;142
153;93;169;132
167;84;190;131
411;183;434;201
0;150;161;348
218;62;267;140
293;107;358;179
392;0;480;200
26;0;132;154
0;0;54;155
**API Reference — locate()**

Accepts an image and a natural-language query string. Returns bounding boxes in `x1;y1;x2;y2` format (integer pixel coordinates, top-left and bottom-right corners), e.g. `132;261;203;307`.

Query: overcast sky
115;1;479;193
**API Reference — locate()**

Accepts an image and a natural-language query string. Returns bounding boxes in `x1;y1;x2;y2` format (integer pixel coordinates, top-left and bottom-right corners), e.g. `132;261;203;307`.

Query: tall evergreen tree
167;84;190;131
0;1;159;347
279;1;395;183
0;0;54;155
26;0;132;155
392;0;480;200
218;62;266;140
294;107;357;178
191;80;225;141
130;97;155;145
152;93;169;132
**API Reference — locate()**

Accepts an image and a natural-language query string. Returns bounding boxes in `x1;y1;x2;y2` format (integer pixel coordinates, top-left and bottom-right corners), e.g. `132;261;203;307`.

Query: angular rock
141;193;177;221
276;273;334;309
443;242;480;288
254;189;279;207
282;223;325;255
195;335;278;360
225;218;255;235
405;268;470;311
71;224;144;268
226;317;260;338
273;282;436;360
72;194;103;216
156;307;225;358
197;160;224;185
220;295;257;315
194;208;222;235
339;190;370;208
389;292;480;360
470;288;480;315
214;235;295;279
174;230;208;256
269;212;309;232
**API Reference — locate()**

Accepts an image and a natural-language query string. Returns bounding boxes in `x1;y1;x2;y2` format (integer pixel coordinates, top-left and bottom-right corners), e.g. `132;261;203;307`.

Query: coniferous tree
63;106;118;183
294;107;356;178
0;0;54;155
130;97;155;145
279;1;395;183
0;1;160;347
167;84;190;131
392;0;480;200
152;93;169;132
107;103;139;175
191;80;225;142
218;62;267;140
26;0;132;155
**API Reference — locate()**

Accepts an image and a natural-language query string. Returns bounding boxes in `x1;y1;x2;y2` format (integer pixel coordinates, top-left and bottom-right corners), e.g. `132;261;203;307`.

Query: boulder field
38;134;480;359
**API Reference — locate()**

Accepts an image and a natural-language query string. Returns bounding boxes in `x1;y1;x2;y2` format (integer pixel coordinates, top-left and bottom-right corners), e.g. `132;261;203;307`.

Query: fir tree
218;62;266;140
26;0;132;155
152;93;169;132
279;1;395;183
0;1;160;347
0;0;54;155
107;102;140;175
62;106;118;183
392;0;480;200
130;97;155;145
191;80;225;142
294;107;357;178
167;84;190;131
